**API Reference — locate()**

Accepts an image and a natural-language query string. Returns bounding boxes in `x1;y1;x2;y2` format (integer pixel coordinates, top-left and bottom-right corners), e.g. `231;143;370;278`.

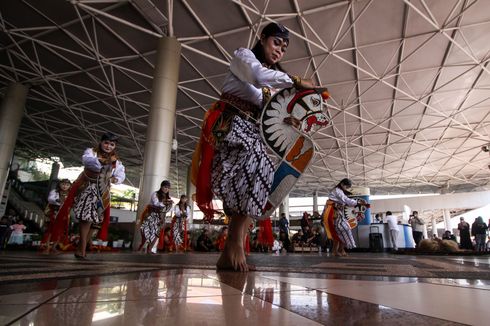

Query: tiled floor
1;251;489;325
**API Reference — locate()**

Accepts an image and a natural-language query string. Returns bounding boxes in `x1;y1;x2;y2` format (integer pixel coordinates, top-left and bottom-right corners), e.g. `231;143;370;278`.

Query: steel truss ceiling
0;0;489;195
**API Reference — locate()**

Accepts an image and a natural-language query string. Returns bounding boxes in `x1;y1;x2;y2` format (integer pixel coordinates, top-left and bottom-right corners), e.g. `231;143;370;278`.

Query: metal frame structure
0;0;489;196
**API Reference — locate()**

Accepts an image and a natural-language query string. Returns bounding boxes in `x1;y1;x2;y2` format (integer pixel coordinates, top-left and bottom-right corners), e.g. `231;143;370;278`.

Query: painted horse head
261;87;330;158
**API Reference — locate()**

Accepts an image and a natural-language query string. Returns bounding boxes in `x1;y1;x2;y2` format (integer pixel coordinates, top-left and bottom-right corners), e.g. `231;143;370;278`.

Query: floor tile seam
258;280;415;292
0;267;158;277
307;287;470;325
4;287;71;326
0;267;163;285
414;281;490;292
40;293;251;305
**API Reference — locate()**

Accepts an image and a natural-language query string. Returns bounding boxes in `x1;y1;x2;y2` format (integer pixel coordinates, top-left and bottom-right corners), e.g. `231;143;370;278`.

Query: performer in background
191;22;318;271
138;180;173;253
172;194;191;252
54;132;125;260
41;179;71;254
323;178;367;257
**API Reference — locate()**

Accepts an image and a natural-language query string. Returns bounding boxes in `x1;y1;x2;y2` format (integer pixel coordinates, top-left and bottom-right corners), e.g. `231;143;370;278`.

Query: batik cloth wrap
322;200;356;249
172;216;186;247
140;205;170;244
191;96;274;221
51;164;113;243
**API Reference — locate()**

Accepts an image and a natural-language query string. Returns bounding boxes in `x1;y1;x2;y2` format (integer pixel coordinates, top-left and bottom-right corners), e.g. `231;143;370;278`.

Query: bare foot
341;251;348;257
216;243;249;272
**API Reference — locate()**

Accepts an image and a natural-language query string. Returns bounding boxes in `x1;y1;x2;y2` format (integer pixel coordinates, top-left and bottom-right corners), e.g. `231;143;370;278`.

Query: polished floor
1;251;489;325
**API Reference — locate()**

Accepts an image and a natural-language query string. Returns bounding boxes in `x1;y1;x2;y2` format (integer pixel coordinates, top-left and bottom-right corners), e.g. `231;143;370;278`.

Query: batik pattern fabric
211;115;274;219
172;218;184;246
73;164;113;225
140;210;163;243
325;187;358;249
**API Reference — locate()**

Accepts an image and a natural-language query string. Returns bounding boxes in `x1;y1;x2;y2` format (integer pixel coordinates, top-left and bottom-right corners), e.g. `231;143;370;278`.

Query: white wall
110;208;137;223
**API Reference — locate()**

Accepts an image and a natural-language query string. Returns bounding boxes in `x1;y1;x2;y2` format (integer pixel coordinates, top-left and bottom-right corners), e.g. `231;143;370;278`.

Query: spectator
279;231;292;252
0;216;10;249
409;211;424;246
272;234;283;254
310;227;323;249
301;225;315;245
160;227;173;252
386;211;399;251
291;230;304;246
458;217;472;250
486;236;490;252
278;213;289;236
374;213;382;223
471;216;488;252
195;229;213;252
301;212;312;233
215;226;228;252
442;230;457;243
9;219;26;245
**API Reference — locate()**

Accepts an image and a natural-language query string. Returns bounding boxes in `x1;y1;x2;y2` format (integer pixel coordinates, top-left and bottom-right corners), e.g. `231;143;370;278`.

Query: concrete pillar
0;83;28;201
47;162;60;195
443;209;452;231
312;190;318;213
431;217;437;235
279;194;289;221
186;164;195;227
133;37;181;250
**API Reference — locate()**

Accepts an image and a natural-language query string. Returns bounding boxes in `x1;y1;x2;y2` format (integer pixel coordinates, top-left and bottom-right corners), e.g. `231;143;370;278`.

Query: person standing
458;217;472;250
55;132;125;260
322;178;367;257
192;22;318;271
42;179;72;254
471;216;488;252
138;180;173;253
172;194;191;252
386;211;399;251
301;212;312;234
409;211;424;246
278;213;289;236
9;219;26;245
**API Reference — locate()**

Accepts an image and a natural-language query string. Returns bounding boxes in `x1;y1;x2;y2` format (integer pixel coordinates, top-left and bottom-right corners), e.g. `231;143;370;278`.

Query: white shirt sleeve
82;148;101;172
47;190;60;205
112;160;125;184
150;192;165;208
230;48;293;88
329;187;358;207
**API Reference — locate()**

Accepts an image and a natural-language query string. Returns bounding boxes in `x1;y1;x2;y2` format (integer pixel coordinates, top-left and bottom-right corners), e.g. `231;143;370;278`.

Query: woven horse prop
260;87;330;218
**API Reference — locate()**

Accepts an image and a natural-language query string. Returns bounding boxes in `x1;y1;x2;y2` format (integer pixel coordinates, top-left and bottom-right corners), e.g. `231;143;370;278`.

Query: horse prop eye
310;97;321;107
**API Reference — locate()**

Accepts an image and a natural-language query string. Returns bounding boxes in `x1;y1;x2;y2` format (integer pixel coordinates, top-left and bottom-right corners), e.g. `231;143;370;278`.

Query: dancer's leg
217;216;251;272
148;238;158;254
332;240;340;256
138;231;147;252
77;221;91;257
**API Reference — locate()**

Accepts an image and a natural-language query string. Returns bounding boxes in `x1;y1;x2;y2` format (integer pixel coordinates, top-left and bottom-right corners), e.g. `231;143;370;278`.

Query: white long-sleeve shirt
47;189;61;206
150;191;173;213
82;148;125;184
174;205;191;220
327;187;358;207
221;48;293;107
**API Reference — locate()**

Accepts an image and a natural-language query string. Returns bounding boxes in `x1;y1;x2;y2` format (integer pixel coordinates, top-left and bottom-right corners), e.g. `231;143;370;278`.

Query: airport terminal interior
1;0;490;325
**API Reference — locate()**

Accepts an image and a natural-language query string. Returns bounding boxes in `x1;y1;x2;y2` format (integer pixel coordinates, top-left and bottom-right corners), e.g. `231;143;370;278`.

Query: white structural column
313;190;318;213
279;194;290;220
431;217;437;235
443;209;452;231
0;83;28;201
134;37;181;249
